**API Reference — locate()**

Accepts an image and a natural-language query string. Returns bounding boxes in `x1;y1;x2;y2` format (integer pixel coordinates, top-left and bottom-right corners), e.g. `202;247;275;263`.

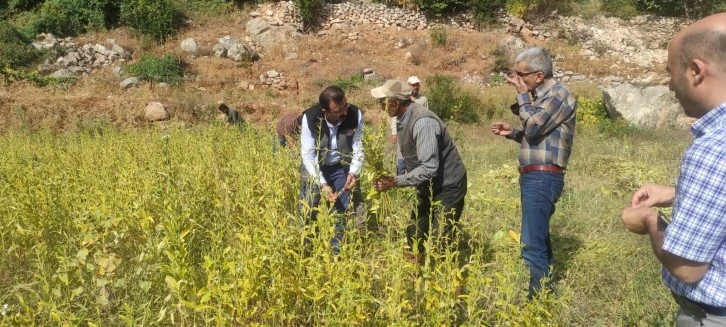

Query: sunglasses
515;71;539;77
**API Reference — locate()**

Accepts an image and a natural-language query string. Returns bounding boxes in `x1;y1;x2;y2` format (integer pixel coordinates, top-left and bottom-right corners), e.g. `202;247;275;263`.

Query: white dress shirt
300;112;364;185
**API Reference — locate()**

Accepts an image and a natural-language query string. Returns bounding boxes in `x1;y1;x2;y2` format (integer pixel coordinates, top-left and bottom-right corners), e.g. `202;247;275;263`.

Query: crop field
0;120;691;326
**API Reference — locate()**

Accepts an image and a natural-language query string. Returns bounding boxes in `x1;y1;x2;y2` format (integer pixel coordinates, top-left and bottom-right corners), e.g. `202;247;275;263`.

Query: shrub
429;26;448;47
490;47;511;74
125;54;185;85
0;21;38;68
1;0;45;17
601;0;639;19
326;74;365;93
576;95;608;127
294;0;326;31
121;0;180;42
426;74;481;123
636;0;725;19
33;0;113;37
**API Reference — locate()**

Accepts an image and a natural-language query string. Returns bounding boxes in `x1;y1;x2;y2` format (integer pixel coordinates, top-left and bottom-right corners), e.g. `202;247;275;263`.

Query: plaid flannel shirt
507;78;577;168
662;103;726;307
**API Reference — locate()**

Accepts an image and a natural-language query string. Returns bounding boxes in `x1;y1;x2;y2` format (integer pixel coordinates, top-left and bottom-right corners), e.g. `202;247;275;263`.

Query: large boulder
603;83;693;129
494;35;527;69
144;102;170;122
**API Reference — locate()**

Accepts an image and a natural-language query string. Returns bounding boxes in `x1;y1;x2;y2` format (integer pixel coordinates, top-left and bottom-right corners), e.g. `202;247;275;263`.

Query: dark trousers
406;175;467;254
300;164;362;253
519;171;565;296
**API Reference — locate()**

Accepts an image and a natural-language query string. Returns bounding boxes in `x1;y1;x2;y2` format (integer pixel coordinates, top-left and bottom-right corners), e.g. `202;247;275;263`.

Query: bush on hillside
0;21;39;68
294;0;326;31
32;0;115;38
427;75;480;123
121;0;180;42
600;0;639;19
0;0;45;17
126;55;185;85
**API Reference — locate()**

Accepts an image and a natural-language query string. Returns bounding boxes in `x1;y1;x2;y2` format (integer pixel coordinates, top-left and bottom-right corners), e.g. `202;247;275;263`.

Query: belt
518;164;565;175
672;292;726;317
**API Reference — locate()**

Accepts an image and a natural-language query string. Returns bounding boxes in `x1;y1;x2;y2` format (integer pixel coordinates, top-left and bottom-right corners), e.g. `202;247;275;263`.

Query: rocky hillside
0;1;692;131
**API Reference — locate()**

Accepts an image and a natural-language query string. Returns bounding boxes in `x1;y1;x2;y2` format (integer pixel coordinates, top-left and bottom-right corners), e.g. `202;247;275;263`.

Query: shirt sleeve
517;89;575;138
349;111;365;177
300;115;323;186
390;116;397;135
506;127;524;143
395;117;440;187
663;138;726;263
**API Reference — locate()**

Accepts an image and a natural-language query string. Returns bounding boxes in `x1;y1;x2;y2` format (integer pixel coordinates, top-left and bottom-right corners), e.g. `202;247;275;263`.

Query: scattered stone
212;44;227;57
120;77;140;89
144;102;170;122
50;69;75;78
267;70;280;78
181;38;198;53
113;67;123;76
362;68;374;74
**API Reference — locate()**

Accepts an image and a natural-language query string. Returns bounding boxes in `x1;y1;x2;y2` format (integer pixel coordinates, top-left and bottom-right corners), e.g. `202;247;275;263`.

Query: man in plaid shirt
491;47;577;298
621;13;726;326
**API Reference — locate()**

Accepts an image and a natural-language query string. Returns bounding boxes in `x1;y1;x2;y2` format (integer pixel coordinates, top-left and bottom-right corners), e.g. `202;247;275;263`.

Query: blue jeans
519;171;564;296
300;164;352;254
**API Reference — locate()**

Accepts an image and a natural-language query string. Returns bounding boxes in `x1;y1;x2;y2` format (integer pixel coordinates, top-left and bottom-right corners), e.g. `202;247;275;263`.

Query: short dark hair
319;86;346;110
680;30;726;73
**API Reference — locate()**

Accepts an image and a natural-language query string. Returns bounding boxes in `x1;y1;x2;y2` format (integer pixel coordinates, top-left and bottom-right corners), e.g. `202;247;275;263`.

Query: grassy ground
0;113;691;325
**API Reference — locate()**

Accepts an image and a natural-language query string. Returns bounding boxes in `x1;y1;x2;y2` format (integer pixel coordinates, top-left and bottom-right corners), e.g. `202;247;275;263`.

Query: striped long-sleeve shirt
506;78;577;168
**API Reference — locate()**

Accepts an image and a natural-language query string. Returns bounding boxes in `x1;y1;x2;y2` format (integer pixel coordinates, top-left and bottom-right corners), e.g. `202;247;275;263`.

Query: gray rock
266;70;280;78
112;45;128;59
227;44;256;61
494;35;527;69
38;63;55;74
362;68;374;74
51;69;75;78
246;18;271;36
181;38;198;53
93;44;109;55
120;77;140;89
217;36;238;50
603;83;687;129
144;102;170;122
113;67;123;76
157;82;170;88
363;72;378;81
212;44;227;57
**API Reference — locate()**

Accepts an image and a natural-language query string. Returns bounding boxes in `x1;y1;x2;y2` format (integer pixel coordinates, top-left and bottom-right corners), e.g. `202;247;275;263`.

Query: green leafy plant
294;0;325;31
427;74;481;123
121;0;180;42
0;21;38;68
1;65;76;87
601;0;639;19
32;0;112;37
429;26;448;47
125;54;185;85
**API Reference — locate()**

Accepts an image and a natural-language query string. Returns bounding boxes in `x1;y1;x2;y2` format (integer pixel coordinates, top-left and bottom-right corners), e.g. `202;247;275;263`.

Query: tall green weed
427;74;481;123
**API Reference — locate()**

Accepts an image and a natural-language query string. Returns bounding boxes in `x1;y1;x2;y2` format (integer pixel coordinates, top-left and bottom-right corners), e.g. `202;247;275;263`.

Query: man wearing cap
490;47;576;298
390;76;429;175
218;102;243;126
300;85;364;254
372;79;467;261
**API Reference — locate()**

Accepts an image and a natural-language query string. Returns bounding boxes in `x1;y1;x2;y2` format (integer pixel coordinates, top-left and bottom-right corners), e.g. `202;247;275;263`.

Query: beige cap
370;79;412;100
407;76;421;84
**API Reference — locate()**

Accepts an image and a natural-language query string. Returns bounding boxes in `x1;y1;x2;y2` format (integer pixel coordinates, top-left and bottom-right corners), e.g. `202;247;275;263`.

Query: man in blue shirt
621;13;726;326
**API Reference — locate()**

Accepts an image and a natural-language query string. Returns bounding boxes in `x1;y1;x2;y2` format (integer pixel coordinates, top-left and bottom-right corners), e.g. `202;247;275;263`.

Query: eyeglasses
515;71;539;78
324;102;349;117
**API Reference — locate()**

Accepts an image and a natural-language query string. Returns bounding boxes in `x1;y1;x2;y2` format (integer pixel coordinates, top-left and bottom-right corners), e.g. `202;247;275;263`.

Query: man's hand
321;183;337;202
620;206;658;235
390;134;398;144
504;74;529;93
343;173;357;191
630;183;676;208
373;176;396;192
491;121;513;136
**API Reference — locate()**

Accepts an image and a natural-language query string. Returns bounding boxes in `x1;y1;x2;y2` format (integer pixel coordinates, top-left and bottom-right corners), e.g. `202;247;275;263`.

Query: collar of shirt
691;102;726;138
532;78;557;102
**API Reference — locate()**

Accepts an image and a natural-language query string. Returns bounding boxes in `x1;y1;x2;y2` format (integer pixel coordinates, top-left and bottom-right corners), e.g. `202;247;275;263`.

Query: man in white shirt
300;85;365;254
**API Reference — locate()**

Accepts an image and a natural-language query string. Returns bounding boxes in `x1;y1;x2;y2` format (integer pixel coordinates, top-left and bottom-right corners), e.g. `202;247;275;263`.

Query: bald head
672;13;726;74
